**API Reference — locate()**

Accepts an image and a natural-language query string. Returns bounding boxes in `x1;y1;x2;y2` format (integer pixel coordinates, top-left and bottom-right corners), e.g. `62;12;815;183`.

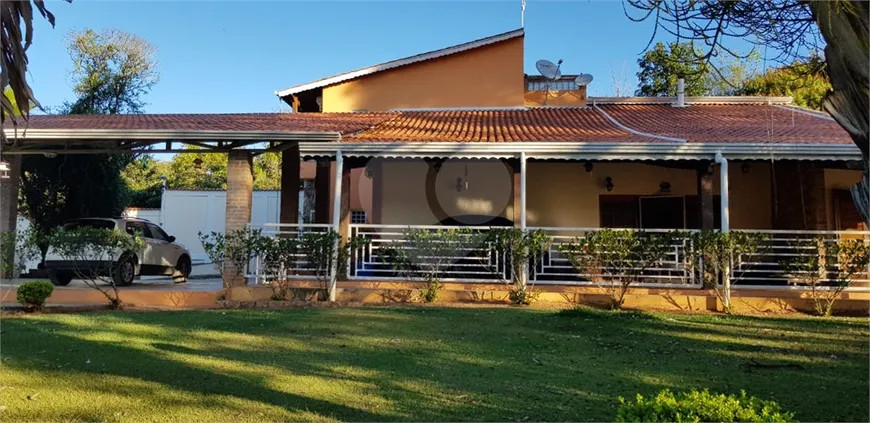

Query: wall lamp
604;176;614;192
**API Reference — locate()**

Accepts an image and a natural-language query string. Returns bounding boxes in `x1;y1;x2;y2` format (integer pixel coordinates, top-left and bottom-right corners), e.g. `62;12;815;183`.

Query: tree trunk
810;1;870;225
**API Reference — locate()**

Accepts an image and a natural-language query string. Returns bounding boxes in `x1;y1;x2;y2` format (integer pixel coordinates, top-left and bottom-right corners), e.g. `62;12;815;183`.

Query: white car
43;218;192;286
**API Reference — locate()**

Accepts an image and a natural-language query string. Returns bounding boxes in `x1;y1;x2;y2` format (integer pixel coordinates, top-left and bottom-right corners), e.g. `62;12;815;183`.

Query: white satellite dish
575;73;594;87
536;59;562;80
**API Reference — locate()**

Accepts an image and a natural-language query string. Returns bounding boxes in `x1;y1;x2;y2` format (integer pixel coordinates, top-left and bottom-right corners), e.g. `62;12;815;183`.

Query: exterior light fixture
455;164;470;192
604;176;614;192
584;162;594;172
659;181;671;193
0;161;10;179
193;157;203;169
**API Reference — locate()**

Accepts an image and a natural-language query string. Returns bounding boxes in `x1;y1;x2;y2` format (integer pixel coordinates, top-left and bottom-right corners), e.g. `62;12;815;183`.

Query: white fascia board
298;141;862;161
2;129;341;142
274;29;525;98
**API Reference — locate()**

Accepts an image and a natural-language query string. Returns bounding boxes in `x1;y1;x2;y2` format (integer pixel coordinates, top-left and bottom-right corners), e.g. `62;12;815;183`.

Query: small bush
16;280;54;311
616;389;794;422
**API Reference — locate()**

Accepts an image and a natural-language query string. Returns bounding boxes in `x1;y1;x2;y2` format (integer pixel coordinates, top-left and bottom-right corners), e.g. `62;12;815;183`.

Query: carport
0;113;387;285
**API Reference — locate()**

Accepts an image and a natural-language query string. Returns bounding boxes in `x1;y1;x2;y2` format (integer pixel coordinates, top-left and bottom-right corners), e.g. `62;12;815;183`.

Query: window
350;210;367;224
526;79;578;91
599;195;640;228
146;223;170;242
65;219;116;230
125;221;149;237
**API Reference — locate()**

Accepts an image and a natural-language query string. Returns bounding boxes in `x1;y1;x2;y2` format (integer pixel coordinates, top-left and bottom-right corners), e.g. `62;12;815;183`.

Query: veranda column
0;155;21;234
225;151;254;287
279;143;301;225
328;151;346;301
519;153;528;287
314;159;331;223
696;162;715;230
714;153;731;309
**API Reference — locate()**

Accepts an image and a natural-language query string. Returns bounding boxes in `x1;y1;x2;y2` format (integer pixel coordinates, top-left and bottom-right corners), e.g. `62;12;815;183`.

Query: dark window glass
599;195;640;228
64;219;115;230
146;223;169;242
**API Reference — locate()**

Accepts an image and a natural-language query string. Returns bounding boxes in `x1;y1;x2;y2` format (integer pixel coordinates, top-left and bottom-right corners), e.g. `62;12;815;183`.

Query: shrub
16;280;54;311
487;228;550;305
616;389;794;422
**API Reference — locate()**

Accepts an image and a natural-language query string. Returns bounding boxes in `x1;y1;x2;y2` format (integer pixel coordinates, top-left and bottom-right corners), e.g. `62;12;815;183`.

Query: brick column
280;144;300;224
314;159;331;223
224;151;253;286
0;155;20;234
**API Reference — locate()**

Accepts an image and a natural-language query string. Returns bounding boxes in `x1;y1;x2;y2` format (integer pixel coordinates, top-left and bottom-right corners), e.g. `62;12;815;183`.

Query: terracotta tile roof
598;104;852;144
7;113;394;134
344;108;656;143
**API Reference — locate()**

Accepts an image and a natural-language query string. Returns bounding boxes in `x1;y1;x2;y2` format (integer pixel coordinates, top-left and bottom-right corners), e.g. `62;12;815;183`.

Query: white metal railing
248;223;870;292
246;223;333;284
528;227;701;287
348;224;508;282
731;229;870;292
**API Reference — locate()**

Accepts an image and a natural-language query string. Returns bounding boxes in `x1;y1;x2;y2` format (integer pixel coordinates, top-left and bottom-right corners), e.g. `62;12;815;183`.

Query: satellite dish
575;74;594;87
536;59;562;80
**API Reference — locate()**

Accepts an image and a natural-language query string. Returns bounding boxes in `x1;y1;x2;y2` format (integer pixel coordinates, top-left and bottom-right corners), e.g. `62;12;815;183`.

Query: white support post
328;150;344;302
715;152;731;309
519;152;529;288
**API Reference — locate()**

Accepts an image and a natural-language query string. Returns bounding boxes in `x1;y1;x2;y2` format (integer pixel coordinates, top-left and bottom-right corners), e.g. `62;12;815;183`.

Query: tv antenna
521;0;526;27
536;59;563;105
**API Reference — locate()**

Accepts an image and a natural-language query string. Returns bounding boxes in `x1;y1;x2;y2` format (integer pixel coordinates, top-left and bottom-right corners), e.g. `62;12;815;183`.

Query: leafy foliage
47;226;143;309
15;280;54;311
779;237;870;316
20;154;132;257
198;231;227;279
741;56;830;110
684;230;769;313
486;228;551;305
389;228;487;303
0;228;40;278
298;230;368;298
636;42;711;96
198;228;264;287
616;389;794;422
63;29;158;115
559;229;675;309
259;235;300;300
0;0;67;143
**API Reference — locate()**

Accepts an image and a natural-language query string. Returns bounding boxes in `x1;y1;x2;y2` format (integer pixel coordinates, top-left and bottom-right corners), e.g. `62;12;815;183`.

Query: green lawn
0;307;867;422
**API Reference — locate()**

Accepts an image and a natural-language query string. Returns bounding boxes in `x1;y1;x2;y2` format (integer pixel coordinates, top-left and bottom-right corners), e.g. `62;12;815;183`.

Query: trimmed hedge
16;280;54;311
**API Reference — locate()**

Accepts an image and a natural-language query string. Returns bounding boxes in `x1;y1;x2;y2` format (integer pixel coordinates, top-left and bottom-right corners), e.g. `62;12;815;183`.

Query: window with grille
526;79;578;91
350;210;367;224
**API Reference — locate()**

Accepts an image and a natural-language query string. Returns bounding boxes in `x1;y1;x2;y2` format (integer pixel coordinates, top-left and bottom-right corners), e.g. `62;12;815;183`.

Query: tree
20;28;159;256
636;41;711;96
0;0;68;144
64;29;158;114
741;56;830;110
624;0;869;224
121;155;168;208
707;51;761;96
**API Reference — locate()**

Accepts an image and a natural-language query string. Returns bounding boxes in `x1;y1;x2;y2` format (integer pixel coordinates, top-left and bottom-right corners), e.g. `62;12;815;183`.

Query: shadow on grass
1;307;867;422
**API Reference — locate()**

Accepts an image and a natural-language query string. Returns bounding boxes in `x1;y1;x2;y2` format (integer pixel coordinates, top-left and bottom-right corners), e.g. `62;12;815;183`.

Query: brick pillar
772;161;828;230
225;151;253;286
314;159;330;223
0;155;20;234
697;162;715;230
280;144;300;224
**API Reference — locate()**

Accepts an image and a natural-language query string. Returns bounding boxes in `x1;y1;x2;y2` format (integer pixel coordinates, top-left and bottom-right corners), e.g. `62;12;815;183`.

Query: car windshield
63;220;115;230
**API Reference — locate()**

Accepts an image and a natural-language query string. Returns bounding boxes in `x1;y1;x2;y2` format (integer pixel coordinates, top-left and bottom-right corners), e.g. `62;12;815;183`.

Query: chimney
675;77;686;107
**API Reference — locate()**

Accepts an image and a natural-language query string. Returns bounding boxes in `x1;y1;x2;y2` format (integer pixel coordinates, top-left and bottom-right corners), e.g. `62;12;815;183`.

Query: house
1;28;866;304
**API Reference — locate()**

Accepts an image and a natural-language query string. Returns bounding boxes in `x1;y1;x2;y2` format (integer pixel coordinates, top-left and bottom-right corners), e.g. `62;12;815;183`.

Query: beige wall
373;160;774;229
523;88;587;107
379;159;514;225
321;37;525;112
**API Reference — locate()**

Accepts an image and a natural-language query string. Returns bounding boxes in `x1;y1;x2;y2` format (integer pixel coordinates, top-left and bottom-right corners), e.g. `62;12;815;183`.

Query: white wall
123;208;161;223
160;189;280;262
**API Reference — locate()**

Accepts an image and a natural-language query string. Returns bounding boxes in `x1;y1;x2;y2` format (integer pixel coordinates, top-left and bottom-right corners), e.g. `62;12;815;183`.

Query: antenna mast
521;0;526;27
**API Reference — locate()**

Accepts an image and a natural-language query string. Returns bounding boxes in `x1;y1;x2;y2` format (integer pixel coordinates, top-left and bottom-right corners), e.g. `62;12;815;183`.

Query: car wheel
48;270;73;286
173;256;191;284
112;255;136;287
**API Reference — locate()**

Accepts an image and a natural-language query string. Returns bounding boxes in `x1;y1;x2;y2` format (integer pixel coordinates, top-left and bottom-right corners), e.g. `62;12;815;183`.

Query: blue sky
27;0;751;114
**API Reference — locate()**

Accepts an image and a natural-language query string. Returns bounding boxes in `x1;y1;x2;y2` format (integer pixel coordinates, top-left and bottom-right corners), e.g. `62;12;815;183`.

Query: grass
0;307;867;422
